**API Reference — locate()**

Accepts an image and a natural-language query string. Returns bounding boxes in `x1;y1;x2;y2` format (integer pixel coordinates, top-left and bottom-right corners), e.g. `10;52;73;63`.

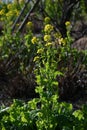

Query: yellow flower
44;24;53;33
33;56;39;62
59;38;66;45
7;4;12;9
0;9;5;15
65;21;71;26
44;35;51;42
45;42;52;46
31;36;37;44
27;21;33;29
15;9;20;16
6;11;13;17
54;32;62;38
44;17;51;24
37;49;43;54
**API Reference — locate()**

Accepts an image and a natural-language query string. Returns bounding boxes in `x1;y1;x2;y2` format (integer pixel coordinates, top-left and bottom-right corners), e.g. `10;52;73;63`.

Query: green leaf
54;71;63;77
35;86;44;94
21;112;28;123
52;81;58;86
73;110;84;120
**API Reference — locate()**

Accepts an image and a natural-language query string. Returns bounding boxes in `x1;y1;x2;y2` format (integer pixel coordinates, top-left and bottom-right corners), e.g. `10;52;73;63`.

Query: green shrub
0;1;87;130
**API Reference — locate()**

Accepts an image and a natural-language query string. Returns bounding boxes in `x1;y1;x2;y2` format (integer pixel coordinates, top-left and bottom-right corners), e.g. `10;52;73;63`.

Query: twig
17;0;40;33
12;0;31;32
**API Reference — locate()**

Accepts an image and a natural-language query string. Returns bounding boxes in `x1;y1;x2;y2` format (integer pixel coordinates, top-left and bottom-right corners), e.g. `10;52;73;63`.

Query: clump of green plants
0;1;38;98
1;19;87;130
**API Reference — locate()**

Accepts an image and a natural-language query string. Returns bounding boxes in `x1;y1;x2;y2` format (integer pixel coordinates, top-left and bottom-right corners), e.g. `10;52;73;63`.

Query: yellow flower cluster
15;9;20;16
44;17;51;24
45;42;52;47
6;9;19;18
27;21;33;29
31;36;37;44
54;32;62;38
6;10;13;17
59;38;66;45
0;9;5;16
44;35;51;42
65;21;71;26
44;24;54;33
7;4;12;9
37;49;43;54
33;56;39;62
